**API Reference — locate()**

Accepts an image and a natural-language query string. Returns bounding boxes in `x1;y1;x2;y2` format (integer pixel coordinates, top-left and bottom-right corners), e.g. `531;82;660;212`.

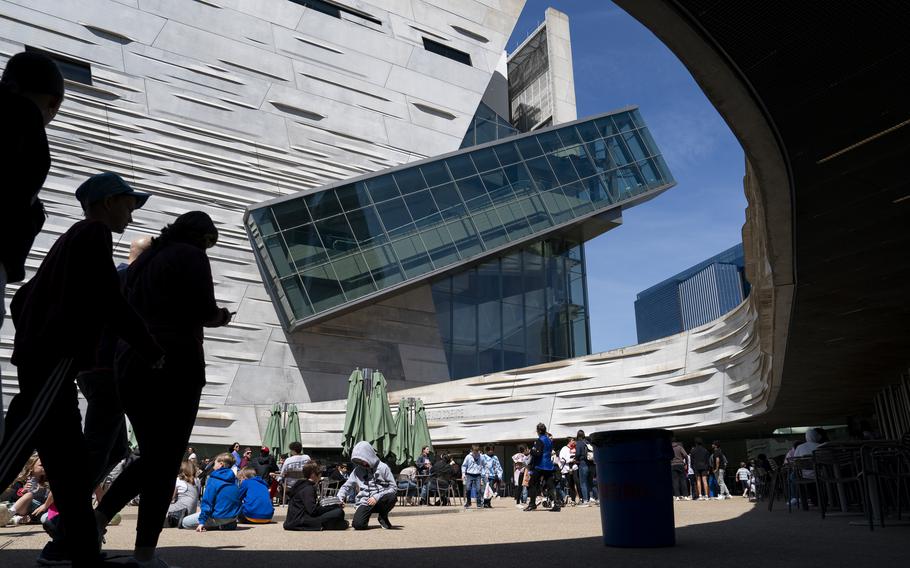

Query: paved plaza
1;499;907;567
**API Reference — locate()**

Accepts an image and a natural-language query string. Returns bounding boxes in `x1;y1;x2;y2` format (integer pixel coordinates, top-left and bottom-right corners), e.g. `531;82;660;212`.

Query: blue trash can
590;429;675;547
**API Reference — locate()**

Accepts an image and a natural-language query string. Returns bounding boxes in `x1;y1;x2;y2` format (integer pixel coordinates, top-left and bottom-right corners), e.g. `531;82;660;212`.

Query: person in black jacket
0;51;64;307
284;462;348;531
95;211;232;568
0;51;64;443
421;453;453;505
0;172;160;567
252;447;279;481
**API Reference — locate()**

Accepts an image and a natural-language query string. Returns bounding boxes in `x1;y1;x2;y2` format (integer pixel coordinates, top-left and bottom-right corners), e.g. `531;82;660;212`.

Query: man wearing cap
0;172;162;567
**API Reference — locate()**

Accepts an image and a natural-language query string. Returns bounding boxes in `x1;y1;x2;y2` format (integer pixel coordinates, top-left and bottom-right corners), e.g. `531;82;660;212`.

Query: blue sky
507;1;747;352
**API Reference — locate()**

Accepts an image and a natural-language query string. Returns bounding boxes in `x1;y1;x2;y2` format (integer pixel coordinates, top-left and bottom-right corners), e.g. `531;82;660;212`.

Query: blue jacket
532;435;555;471
482;454;503;481
198;467;241;524
461;452;485;476
239;476;274;520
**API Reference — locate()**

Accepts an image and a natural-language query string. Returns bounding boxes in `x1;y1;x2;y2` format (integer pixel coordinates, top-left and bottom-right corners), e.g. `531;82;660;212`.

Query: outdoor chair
280;469;308;506
318;478;340;499
863;434;910;528
397;474;417;506
789;456;819;512
812;447;870;526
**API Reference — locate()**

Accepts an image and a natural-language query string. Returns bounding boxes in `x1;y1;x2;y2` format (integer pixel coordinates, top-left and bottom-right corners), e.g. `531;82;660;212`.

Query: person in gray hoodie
337;441;397;530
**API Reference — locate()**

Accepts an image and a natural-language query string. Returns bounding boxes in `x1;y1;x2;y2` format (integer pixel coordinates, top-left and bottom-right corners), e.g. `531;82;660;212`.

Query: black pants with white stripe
0;358;100;565
97;348;204;549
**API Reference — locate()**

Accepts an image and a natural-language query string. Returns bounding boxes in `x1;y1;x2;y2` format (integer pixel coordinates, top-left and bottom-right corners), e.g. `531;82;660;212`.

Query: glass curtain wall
246;108;674;330
431;237;590;379
460;102;520;148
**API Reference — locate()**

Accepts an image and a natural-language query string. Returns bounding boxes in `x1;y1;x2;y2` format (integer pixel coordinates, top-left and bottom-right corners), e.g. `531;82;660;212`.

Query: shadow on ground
2;505;907;567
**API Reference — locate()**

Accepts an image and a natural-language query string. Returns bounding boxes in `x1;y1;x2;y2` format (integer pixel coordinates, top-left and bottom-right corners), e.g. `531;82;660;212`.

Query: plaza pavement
1;498;907;567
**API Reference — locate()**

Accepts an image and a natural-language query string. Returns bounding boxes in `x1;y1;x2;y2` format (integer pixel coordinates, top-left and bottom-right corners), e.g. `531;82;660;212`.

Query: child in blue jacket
238;467;273;523
181;453;240;531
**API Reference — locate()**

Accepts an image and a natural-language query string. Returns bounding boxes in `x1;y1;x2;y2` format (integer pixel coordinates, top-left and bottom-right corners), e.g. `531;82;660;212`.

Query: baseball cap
75;172;150;209
260;446;270;455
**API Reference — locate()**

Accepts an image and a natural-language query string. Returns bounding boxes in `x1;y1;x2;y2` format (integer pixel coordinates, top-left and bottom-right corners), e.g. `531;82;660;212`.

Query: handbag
320;496;342;508
483;482;494;500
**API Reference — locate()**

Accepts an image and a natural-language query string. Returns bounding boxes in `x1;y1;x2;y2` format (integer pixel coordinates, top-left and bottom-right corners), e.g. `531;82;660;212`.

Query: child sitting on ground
238;466;274;524
182;453;240;531
284;462;348;531
2;455;51;526
337;442;397;530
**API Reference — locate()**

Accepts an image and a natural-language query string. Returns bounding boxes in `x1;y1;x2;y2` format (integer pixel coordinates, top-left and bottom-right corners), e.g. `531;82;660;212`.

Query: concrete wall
292;294;773;447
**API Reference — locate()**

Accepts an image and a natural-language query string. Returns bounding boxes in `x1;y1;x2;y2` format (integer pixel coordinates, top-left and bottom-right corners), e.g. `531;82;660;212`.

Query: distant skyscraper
634;244;749;343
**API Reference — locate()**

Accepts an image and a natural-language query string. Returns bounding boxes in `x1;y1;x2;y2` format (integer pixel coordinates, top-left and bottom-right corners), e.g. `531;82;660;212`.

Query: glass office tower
634;243;750;343
432;236;589;379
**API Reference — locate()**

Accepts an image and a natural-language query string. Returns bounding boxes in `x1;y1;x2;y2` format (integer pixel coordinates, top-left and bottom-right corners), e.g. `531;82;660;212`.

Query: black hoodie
0;88;49;283
253;454;277;480
284;479;334;530
11;220;161;368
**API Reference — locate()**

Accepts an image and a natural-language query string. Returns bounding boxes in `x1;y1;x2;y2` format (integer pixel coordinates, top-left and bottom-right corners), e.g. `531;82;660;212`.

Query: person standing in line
575;430;594;506
481;445;503;508
711;441;732;499
94;211;232;568
525;423;560;512
735;462;752;498
0;51;64;443
689;438;711;500
0;173;161;567
670;437;689;501
461;445;485;510
230;443;242;467
558;438;578;506
512;445;529;507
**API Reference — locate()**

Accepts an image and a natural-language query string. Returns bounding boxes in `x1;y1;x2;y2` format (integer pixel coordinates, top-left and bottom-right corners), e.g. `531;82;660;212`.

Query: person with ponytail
95;211;232;568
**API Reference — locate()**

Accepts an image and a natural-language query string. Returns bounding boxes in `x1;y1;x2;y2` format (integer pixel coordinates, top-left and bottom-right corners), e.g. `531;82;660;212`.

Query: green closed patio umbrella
365;371;396;460
410;399;433;461
341;369;367;457
284;404;302;451
390;399;411;466
262;403;284;455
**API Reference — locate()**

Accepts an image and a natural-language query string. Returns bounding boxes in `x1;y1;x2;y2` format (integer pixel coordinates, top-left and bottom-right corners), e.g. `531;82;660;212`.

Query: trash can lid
590;429;673;446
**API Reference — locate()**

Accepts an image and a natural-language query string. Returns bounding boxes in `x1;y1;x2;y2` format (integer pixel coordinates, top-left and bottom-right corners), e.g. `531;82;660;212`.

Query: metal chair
397;474;417;506
813;447;869;525
864;435;910;528
279;469;308;505
789;456;819;512
318;478;340;499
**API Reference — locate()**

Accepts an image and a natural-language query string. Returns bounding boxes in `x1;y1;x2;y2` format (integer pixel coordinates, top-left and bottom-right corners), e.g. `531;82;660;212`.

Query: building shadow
3;503;908;568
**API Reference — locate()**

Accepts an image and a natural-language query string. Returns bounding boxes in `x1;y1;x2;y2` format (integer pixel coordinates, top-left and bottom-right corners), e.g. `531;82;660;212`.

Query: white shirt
278;453;311;488
558;446;577;474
